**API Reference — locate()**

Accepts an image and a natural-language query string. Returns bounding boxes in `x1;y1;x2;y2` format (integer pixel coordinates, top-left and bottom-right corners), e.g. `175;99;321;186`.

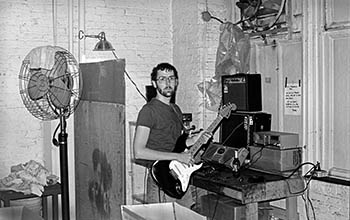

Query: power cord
221;122;244;146
283;161;324;220
52;122;60;146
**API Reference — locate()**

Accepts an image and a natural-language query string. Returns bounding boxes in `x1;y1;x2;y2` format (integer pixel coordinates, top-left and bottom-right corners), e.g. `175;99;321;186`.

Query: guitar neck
189;115;223;155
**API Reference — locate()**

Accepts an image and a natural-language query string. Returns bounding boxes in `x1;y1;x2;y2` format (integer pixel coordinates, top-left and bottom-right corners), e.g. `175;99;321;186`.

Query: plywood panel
79;59;125;104
74;101;125;220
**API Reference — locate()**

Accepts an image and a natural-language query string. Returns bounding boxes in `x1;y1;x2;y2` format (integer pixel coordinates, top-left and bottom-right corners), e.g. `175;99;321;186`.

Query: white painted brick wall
308;181;350;220
0;0;54;176
173;0;229;136
1;1;349;219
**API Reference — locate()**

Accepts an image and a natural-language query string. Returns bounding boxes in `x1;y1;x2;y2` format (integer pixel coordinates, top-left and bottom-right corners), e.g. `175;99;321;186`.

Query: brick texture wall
0;1;349;220
0;0;173;175
0;0;54;176
309;181;349;220
173;0;230;133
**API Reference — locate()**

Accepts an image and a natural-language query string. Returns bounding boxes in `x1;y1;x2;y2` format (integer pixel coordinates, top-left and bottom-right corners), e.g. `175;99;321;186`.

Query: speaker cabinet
220;111;271;148
222;74;262;111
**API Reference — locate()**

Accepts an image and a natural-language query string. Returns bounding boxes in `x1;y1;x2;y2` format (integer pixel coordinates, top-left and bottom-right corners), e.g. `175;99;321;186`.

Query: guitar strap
170;104;185;131
170;104;192;151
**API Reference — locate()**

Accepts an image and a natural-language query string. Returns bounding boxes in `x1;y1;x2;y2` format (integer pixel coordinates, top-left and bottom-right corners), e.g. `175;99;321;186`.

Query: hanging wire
112;50;147;102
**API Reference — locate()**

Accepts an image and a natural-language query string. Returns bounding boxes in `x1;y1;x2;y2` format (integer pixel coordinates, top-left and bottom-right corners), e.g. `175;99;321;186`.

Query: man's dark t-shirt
136;98;183;152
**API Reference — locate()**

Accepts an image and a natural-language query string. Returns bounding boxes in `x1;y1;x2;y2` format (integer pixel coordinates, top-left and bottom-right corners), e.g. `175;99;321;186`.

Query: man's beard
157;86;175;97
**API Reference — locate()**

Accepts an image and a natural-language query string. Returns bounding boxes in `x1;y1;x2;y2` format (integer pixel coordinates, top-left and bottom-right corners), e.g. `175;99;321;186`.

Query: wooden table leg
42;197;48;220
53;194;59;220
245;202;258;220
286;196;298;220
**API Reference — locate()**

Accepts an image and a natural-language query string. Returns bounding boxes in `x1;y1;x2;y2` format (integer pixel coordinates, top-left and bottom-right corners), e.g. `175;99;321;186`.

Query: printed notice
284;83;301;115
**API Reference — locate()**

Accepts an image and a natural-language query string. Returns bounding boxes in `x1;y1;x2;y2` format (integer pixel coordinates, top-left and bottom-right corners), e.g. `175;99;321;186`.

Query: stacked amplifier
249;131;302;177
201;73;302;177
201;73;271;171
220;74;271;148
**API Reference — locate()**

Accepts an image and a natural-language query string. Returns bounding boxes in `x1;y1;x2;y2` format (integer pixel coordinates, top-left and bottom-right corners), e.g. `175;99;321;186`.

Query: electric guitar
150;103;236;199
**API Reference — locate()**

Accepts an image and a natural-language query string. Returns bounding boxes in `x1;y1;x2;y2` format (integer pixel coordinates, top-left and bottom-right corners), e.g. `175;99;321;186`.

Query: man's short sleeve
136;105;154;128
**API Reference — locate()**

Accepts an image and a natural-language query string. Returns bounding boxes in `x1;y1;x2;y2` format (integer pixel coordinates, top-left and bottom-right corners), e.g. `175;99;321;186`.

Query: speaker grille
222;74;262;111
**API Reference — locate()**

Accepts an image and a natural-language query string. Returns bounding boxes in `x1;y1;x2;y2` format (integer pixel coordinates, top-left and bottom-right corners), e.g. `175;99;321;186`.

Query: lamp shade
93;39;114;51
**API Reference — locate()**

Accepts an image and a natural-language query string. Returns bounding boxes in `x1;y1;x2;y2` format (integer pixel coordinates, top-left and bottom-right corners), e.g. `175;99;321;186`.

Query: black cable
306;189;316;220
285;162;316;179
221;122;244;146
112;51;147;102
302;194;310;220
241;144;265;170
52;122;60;146
284;162;317;195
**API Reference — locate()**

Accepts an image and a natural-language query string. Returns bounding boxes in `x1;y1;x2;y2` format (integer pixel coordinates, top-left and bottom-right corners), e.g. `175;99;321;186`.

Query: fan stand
58;114;70;220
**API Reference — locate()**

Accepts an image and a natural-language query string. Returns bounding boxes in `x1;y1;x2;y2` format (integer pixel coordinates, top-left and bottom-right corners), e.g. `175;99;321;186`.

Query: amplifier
253;131;299;149
222;74;262;111
220;111;271;148
248;145;302;177
201;143;248;171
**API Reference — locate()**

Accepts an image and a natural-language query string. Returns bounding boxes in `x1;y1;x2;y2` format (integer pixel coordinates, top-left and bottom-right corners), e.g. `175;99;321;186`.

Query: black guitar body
151;160;186;199
150;133;189;199
172;133;189;153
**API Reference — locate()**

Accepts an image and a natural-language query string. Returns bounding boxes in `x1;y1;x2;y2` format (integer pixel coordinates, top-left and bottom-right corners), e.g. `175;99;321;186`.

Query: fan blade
27;70;49;100
48;75;73;109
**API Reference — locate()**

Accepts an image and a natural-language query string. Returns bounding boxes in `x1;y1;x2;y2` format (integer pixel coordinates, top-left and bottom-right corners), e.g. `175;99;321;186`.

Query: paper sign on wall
284;82;301;115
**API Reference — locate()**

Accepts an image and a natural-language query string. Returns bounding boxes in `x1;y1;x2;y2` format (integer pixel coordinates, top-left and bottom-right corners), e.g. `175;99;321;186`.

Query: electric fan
18;45;82;220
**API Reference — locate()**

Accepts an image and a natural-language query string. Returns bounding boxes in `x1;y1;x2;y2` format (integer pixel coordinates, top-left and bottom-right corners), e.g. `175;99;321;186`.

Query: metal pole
59;115;70;220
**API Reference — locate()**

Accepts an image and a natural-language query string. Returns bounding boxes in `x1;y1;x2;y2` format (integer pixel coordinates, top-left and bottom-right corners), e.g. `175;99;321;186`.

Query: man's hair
151;63;178;81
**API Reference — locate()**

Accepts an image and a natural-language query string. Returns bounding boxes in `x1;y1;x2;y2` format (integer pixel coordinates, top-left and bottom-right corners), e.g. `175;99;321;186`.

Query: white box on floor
121;202;206;220
0;206;43;220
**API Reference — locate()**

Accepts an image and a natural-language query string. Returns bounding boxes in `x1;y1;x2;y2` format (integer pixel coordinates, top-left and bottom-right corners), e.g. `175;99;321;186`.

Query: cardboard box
121;202;206;220
200;194;274;220
0;206;43;220
200;194;246;220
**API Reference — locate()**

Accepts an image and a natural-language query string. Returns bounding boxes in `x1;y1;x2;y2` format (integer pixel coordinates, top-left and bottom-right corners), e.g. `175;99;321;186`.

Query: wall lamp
78;30;114;51
78;30;148;101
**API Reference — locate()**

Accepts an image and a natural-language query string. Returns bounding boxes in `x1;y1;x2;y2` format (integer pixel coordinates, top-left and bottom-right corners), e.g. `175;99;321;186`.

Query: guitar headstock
219;103;237;118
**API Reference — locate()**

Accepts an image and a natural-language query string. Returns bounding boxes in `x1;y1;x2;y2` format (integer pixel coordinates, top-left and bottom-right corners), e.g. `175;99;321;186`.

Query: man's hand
177;151;194;165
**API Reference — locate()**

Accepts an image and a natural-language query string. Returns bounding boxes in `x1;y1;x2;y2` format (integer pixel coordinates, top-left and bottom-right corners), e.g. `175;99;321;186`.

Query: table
192;166;305;220
0;183;61;220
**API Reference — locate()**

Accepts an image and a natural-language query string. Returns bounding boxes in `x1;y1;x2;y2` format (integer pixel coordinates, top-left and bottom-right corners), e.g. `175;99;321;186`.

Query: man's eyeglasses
156;76;177;83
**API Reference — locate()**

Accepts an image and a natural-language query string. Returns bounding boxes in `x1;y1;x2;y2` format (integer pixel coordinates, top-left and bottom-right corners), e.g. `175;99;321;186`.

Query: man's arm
133;125;192;164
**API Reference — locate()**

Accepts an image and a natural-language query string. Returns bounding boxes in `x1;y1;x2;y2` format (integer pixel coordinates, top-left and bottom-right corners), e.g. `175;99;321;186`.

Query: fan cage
19;46;82;121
